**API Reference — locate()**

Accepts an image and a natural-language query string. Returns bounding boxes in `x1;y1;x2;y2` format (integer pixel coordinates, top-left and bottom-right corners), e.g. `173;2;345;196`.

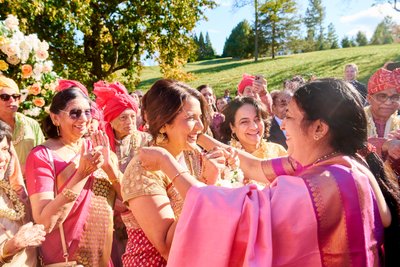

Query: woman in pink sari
137;78;400;266
25;81;121;266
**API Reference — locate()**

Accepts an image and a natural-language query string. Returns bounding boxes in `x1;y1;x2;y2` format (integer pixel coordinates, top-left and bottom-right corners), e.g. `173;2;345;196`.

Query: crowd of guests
0;61;398;267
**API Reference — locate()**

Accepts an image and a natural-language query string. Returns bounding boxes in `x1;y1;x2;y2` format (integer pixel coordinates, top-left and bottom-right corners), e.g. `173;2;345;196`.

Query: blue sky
195;0;400;55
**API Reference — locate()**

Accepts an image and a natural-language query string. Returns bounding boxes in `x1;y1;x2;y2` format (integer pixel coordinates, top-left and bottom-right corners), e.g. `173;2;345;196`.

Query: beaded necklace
0;180;25;221
312;151;339;166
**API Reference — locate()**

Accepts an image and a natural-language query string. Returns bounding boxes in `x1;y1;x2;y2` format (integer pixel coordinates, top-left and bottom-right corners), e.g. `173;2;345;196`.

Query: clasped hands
137;146;240;185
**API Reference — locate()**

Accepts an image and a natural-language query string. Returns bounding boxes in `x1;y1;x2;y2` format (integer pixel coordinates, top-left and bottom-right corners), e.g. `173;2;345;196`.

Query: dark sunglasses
60;108;92;120
0;94;21;101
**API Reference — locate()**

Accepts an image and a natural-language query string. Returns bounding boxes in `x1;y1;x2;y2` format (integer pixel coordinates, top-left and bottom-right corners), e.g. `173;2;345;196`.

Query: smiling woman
120;79;227;266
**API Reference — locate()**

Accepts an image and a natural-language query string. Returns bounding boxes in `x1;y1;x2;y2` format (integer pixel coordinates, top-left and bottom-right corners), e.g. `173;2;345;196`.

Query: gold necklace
0;180;25;221
12;116;25;146
59;138;82;154
313;151;339;165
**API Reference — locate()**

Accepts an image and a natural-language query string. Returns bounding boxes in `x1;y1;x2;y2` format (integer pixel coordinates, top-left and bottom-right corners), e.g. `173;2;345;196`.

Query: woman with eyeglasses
25;80;121;266
93;80;152;267
0;76;45;174
365;67;400;157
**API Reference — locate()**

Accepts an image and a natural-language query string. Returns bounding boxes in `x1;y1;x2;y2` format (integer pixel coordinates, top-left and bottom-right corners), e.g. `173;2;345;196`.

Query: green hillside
136;44;400;97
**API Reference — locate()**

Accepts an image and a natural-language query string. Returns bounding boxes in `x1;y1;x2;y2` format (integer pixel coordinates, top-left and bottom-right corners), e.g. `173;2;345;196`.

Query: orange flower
28;83;41;95
21;64;33;78
32;97;45;107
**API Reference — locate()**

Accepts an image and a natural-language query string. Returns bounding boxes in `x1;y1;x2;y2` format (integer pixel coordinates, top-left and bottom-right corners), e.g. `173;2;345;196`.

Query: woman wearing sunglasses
365;67;400;156
25;81;121;266
93;80;152;266
0;76;45;175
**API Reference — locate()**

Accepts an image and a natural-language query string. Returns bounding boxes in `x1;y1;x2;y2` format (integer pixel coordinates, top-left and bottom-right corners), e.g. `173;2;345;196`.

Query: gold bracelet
170;170;189;184
0;239;12;264
62;188;78;201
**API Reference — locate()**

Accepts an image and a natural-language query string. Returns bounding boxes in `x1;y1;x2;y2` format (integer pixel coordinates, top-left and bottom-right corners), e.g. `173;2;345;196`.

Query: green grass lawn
136;43;400;97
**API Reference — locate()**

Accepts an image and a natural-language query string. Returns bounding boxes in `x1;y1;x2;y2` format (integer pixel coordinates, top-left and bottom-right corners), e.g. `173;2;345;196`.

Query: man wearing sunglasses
0;76;45;174
365;67;400;156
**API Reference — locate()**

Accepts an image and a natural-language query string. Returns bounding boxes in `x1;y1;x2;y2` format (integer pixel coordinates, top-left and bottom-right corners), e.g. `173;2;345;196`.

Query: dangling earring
156;133;167;145
56;126;60;136
230;133;242;149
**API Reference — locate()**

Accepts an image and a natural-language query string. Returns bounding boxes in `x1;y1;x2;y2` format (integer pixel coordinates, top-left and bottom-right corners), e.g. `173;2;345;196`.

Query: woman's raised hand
137;146;169;171
77;141;104;177
91;130;111;168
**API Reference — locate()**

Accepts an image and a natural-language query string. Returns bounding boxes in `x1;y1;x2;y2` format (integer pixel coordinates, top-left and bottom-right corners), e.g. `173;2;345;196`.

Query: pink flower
35;50;49;61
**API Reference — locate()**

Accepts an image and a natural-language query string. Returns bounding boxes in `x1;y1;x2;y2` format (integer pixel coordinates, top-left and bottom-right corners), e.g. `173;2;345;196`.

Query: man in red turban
237;73;272;114
365;67;400;156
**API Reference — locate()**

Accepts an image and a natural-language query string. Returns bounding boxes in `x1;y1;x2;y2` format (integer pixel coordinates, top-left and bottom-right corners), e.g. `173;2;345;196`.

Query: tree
303;0;325;51
233;0;261;61
355;31;368;46
325;23;339;49
0;0;216;89
341;36;356;48
205;32;216;59
370;16;395;45
258;0;300;59
222;20;253;59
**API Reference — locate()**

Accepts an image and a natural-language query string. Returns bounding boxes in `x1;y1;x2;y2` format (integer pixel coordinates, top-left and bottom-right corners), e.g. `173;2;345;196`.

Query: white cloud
345;25;374;39
340;3;400;23
215;0;232;7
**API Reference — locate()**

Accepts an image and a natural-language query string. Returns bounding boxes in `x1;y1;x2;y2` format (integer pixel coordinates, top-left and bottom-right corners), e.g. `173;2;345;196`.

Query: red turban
238;74;255;94
57;79;89;96
93;80;138;151
368;68;400;95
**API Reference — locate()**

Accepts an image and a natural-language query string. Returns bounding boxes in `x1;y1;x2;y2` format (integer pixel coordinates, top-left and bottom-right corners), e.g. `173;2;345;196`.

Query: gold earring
156;133;167;145
57;126;60;136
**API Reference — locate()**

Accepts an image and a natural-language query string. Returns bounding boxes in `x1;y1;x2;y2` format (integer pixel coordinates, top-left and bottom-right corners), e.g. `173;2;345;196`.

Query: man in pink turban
93;80;151;266
237;73;272;114
365;67;400;156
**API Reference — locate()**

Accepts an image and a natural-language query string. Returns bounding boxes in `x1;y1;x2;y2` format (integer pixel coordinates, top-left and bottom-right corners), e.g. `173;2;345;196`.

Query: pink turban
368;68;400;95
93;80;138;151
238;74;255;94
57;79;89;96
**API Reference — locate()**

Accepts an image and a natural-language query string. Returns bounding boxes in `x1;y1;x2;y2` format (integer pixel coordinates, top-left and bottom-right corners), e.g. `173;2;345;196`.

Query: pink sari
167;156;383;267
26;141;114;266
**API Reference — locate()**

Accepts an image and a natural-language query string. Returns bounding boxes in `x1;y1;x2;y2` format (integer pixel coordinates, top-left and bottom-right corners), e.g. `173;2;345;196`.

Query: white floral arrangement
217;166;245;188
0;15;58;121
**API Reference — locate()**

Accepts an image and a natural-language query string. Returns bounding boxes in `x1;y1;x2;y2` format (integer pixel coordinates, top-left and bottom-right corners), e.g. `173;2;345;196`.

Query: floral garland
0;15;59;122
0;179;25;221
217;166;245;188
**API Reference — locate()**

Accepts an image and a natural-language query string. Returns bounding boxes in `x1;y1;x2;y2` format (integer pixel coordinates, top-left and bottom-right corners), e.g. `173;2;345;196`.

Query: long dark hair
294;78;400;265
42;87;90;139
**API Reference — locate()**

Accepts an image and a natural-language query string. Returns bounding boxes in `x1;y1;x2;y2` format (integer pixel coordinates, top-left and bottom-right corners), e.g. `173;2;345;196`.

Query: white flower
35;49;49;61
4;15;19;31
23;106;42;117
32;63;43;81
1;42;19;57
20;39;32;54
218;167;245;188
20;51;30;63
25;34;40;51
38;40;49;51
6;55;20;65
42;61;53;73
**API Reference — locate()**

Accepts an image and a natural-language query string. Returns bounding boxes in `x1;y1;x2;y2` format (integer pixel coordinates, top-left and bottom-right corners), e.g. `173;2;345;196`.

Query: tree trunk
254;0;259;62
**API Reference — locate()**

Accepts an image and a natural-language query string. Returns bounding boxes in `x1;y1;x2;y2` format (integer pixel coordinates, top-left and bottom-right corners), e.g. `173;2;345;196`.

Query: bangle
170;170;189;184
0;239;12;264
62;188;78;201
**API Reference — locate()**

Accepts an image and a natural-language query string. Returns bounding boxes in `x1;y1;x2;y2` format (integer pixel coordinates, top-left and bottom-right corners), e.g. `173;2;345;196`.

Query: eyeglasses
0;94;21;101
60;109;92;120
373;93;400;103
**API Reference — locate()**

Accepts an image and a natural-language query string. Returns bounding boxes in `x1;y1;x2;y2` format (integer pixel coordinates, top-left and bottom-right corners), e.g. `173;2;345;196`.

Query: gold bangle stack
62;188;78;202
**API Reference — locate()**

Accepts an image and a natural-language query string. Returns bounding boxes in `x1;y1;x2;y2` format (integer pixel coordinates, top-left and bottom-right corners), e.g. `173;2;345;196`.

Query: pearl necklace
312;151;339;165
